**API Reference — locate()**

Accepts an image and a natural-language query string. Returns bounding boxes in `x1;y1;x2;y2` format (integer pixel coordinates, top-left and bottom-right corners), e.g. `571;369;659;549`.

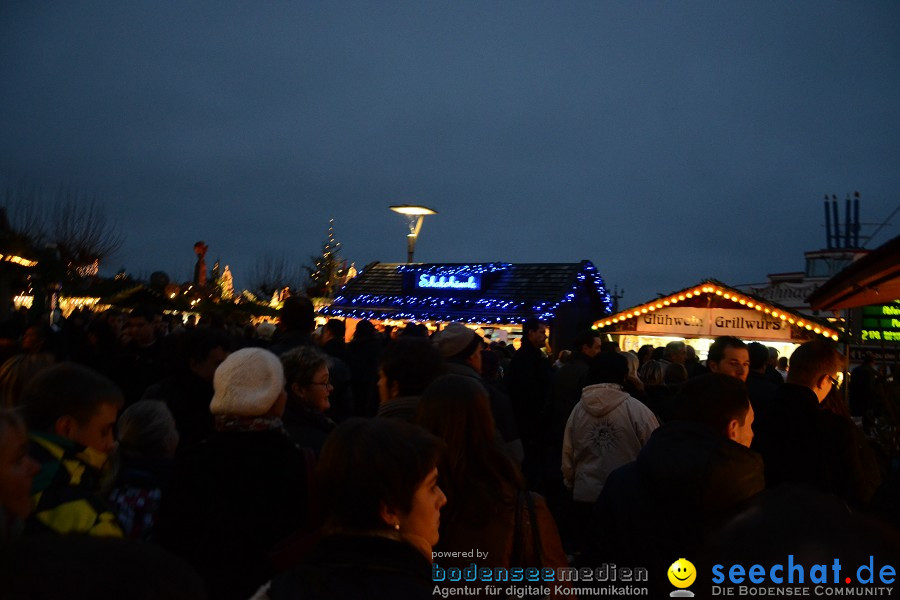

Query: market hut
593;279;843;359
320;260;613;350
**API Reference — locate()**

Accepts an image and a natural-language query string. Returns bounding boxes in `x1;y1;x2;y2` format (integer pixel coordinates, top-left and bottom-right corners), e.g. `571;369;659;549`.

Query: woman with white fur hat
155;347;309;600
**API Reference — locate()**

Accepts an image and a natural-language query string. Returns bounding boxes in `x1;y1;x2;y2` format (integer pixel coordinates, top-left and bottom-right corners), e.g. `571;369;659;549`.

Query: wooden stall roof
320;260;612;325
594;278;842;342
808;234;900;311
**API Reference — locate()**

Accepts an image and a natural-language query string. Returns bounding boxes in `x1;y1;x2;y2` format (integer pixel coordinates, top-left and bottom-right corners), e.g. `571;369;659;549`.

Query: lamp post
389;204;437;263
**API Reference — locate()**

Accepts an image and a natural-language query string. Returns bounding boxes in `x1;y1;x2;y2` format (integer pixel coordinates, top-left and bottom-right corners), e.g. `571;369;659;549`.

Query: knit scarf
214;415;286;434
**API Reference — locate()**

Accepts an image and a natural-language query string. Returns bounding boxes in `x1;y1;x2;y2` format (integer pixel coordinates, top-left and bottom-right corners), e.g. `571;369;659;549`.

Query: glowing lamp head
389;204;438;216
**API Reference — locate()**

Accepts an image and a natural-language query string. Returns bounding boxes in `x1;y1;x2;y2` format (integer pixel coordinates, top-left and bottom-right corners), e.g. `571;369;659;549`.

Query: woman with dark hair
256;418;446;600
415;375;569;583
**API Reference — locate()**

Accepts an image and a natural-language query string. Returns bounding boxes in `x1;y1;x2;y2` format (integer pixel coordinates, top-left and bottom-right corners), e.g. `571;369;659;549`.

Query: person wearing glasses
750;340;881;509
281;345;336;454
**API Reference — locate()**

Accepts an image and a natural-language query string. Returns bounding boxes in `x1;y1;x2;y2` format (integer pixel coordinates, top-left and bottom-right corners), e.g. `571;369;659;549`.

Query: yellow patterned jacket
28;432;123;537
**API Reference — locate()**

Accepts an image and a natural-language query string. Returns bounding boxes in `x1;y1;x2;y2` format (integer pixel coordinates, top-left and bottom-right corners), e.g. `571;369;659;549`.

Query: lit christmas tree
220;265;234;300
306;219;346;299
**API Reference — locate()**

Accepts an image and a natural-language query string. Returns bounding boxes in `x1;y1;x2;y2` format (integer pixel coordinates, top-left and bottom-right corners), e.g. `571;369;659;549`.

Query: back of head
637;344;655;363
416;374;522;519
674;374;750;437
117;400;179;458
351;319;376;342
179;327;232;369
209;348;285;417
380;337;444;397
708;336;746;364
664;362;688;385
0;353;55;409
416;374;495;458
19;363;123;432
129;303;162;324
786;340;844;387
400;323;429;338
432;323;481;362
619;350;639;378
279;296;314;333
664;340;686;361
324;319;346;341
747;342;769;371
315;418;443;532
587;352;628;386
638;359;664;386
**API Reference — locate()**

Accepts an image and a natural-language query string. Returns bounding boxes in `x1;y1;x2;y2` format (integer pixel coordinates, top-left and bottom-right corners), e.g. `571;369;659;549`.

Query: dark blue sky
2;1;899;305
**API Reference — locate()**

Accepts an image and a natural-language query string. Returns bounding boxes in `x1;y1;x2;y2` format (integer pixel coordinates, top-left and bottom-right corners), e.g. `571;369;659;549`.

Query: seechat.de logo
669;558;697;597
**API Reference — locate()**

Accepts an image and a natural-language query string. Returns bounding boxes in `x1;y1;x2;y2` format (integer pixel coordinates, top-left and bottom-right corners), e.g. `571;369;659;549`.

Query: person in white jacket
562;351;659;551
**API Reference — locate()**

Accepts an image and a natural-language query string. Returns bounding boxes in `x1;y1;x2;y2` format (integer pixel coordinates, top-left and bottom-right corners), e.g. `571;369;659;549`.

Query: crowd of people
0;299;899;599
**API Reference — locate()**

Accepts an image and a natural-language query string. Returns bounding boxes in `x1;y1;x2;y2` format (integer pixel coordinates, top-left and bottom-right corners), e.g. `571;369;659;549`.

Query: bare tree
248;254;301;298
2;181;123;274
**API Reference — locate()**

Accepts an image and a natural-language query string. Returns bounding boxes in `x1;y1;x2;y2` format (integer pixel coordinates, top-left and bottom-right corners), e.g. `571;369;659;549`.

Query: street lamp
389;204;437;263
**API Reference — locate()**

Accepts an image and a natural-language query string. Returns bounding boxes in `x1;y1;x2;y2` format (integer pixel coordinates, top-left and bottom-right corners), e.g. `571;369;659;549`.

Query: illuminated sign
633;307;791;340
860;301;900;343
416;274;481;290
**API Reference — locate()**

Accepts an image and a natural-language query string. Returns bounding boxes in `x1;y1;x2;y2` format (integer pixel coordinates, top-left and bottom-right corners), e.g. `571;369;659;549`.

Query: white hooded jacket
562;383;659;503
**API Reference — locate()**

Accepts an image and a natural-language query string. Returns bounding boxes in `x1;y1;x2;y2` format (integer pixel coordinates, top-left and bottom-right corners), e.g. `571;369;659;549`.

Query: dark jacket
746;370;778;417
263;535;433;600
143;370;215;455
751;383;881;508
117;340;166;406
268;331;315;357
445;361;520;447
505;343;553;444
107;455;172;540
550;352;592;446
282;401;335;455
346;335;383;417
585;420;764;577
156;428;309;600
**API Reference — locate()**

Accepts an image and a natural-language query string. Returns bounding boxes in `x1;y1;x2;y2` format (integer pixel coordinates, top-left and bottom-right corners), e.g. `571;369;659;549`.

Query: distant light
0;254;37;267
389;204;438;216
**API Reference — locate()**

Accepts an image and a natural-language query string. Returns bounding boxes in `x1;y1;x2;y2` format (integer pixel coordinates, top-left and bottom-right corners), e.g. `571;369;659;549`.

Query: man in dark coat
745;341;779;416
550;329;601;452
505;318;553;484
268;297;316;356
585;374;764;589
751;340;881;509
142;328;232;454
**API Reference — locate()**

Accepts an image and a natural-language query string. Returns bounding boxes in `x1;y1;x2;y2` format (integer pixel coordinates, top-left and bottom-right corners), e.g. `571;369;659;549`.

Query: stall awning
594;279;842;342
807;234;900;311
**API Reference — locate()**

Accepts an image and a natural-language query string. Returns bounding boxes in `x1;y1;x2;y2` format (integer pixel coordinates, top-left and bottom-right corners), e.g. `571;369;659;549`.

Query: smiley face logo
668;558;696;589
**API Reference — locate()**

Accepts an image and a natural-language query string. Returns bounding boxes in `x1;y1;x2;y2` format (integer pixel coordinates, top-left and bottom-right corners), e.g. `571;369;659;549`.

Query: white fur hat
209;347;285;417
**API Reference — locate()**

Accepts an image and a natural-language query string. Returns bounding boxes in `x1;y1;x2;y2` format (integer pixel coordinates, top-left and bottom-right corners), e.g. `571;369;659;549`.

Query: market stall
320;260;613;350
593;279;843;359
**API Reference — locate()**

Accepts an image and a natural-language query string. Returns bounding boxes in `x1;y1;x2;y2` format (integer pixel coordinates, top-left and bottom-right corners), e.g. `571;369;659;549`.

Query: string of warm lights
593;281;840;341
0;254;38;267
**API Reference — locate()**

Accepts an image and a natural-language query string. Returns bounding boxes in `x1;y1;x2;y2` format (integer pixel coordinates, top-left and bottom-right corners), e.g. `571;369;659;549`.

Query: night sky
2;2;899;306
